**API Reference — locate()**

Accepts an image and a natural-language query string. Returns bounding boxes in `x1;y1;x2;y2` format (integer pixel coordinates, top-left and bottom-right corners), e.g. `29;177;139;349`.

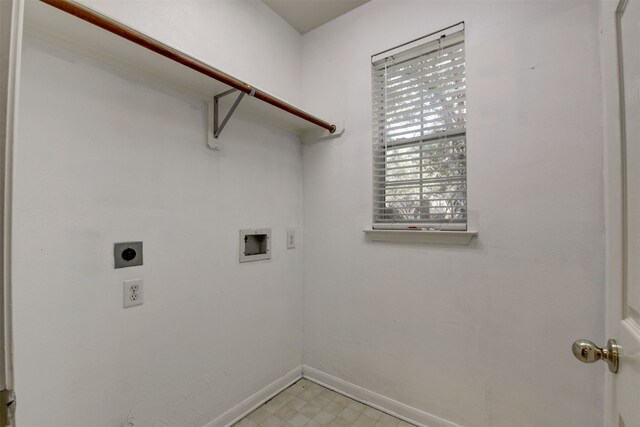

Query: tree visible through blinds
372;28;466;230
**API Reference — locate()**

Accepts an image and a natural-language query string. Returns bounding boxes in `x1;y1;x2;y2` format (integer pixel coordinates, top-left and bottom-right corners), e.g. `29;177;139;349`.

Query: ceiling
262;0;371;34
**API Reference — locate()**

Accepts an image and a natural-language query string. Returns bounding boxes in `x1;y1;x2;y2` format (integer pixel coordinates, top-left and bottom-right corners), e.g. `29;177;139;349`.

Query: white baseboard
302;365;462;427
203;366;302;427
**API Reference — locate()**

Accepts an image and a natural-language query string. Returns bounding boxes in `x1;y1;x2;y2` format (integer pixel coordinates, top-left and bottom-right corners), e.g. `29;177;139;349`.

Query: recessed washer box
239;229;271;263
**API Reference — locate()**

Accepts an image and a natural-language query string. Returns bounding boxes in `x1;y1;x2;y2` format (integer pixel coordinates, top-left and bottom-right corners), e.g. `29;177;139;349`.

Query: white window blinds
372;27;467;231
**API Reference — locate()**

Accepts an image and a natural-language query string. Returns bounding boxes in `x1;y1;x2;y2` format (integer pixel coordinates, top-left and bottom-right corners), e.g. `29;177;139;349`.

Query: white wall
12;1;304;426
301;2;605;427
79;0;302;105
10;0;610;426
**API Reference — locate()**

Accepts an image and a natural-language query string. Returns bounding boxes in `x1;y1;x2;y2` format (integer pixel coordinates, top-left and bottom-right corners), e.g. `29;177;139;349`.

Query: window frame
371;23;468;232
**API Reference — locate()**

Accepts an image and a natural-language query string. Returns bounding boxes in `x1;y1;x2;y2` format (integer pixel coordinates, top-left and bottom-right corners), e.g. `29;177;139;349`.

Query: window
371;25;467;231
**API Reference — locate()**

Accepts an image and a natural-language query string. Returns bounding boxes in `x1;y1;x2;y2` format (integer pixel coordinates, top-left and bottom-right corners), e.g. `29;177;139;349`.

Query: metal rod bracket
207;89;246;150
215;89;245;138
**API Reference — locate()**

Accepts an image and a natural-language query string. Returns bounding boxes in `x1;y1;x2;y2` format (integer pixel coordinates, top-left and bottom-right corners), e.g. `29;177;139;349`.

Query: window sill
363;229;478;245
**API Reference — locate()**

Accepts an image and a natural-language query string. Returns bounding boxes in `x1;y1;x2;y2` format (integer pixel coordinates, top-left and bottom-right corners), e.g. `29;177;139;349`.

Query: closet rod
39;0;337;134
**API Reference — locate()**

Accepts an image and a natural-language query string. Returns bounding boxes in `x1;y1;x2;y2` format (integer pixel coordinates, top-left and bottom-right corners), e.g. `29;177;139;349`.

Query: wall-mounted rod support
39;0;337;134
214;89;245;139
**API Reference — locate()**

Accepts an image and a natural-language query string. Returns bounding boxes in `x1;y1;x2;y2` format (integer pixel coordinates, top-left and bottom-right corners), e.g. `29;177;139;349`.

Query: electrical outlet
123;278;143;308
287;228;295;249
114;241;143;269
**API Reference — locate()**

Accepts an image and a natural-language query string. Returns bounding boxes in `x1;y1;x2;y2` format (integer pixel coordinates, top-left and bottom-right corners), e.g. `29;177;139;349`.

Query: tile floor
234;379;414;427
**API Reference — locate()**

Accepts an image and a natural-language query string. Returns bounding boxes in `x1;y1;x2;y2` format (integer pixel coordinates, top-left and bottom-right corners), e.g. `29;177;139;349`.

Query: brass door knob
572;339;619;373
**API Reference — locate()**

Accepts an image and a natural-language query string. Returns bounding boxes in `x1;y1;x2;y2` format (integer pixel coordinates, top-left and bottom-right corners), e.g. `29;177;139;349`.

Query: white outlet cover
287;228;295;249
123;278;143;308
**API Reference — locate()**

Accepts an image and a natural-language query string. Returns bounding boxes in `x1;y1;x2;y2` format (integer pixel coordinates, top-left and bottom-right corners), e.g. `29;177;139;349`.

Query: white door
578;0;640;426
0;0;21;425
615;0;640;425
